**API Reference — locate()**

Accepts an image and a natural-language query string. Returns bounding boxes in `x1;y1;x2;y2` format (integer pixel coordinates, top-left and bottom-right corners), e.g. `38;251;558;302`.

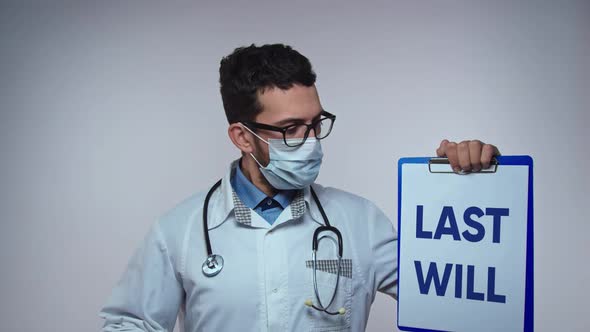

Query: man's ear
228;123;254;154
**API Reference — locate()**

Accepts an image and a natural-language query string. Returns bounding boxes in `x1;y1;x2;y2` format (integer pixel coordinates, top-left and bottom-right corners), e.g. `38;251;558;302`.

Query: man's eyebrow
273;117;305;126
273;111;323;127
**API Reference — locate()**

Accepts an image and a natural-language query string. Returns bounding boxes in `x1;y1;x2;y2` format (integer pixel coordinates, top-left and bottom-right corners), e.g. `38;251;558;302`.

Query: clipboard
397;156;533;332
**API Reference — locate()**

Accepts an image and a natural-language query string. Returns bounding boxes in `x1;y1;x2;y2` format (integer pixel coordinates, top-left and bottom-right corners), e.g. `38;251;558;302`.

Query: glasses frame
242;110;336;147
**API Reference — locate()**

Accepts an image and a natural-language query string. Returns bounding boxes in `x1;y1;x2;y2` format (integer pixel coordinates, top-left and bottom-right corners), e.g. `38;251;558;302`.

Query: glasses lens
283;124;309;147
314;117;334;139
282;117;335;147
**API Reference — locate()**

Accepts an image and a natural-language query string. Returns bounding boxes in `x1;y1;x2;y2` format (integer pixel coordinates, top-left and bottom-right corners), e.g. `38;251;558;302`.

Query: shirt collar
207;159;318;230
231;161;266;209
231;160;296;210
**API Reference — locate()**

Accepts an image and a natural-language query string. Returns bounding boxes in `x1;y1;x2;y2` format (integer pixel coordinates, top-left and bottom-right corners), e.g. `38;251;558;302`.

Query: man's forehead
256;84;322;122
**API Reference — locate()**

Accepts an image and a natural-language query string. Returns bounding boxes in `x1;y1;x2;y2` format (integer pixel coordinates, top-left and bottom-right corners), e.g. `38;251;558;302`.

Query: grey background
0;1;588;331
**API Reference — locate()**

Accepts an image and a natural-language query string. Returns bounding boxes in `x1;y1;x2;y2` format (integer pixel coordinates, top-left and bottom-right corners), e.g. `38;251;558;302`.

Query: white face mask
242;125;324;190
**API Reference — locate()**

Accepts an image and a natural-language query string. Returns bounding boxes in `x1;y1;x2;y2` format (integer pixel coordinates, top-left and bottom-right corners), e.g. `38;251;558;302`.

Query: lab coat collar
205;162;235;230
206;160;324;230
303;184;328;226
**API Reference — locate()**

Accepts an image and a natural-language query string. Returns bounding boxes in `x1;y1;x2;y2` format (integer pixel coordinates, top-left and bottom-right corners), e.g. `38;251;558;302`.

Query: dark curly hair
219;44;317;124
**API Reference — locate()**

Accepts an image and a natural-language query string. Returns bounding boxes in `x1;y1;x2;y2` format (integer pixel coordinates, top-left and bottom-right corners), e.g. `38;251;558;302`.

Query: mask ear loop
240;123;269;168
240;123;269;144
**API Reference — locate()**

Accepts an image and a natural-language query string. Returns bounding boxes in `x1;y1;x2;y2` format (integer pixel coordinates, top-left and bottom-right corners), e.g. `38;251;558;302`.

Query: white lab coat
99;160;398;331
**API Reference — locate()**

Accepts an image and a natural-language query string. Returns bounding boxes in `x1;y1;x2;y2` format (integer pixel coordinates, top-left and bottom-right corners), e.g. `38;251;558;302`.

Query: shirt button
267;199;272;206
272;288;278;293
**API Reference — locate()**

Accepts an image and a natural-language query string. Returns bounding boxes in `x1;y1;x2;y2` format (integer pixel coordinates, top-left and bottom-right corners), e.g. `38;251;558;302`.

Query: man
99;44;499;331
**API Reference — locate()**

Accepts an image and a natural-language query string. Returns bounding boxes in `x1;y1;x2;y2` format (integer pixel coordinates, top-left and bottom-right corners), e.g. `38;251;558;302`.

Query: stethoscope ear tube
304;299;346;315
312;226;343;258
308;186;346;316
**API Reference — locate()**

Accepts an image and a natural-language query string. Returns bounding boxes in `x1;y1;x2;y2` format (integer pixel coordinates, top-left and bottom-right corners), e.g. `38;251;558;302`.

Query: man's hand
436;139;500;173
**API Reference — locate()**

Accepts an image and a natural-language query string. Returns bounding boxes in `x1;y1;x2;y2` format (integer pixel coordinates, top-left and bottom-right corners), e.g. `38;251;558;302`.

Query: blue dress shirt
230;160;296;225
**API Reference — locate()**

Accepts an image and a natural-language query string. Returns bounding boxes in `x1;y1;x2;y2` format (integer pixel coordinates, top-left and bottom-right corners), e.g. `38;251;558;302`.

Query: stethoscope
201;179;346;316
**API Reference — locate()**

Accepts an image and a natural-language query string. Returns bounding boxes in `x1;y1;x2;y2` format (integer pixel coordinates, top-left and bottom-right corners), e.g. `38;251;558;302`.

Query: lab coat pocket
304;259;352;332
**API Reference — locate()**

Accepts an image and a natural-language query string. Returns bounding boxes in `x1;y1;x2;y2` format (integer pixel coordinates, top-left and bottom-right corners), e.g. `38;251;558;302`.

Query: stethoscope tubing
202;179;335;257
203;179;222;257
312;236;342;314
201;179;345;315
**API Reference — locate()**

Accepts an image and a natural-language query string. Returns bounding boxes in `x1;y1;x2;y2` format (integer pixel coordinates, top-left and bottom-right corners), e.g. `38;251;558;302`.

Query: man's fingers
436;139;449;157
469;140;483;172
457;141;472;172
445;142;460;172
437;139;498;173
481;144;499;169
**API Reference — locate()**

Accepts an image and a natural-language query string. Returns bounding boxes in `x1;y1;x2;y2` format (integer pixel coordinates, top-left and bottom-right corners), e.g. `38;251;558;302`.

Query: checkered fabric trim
232;190;251;226
231;189;305;226
290;190;306;220
306;259;352;279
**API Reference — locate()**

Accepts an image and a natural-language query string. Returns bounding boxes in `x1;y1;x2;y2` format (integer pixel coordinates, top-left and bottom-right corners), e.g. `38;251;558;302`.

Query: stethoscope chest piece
202;254;224;277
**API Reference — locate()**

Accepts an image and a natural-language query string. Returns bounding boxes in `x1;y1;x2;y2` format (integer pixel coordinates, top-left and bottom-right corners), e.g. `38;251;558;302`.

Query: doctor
99;44;499;331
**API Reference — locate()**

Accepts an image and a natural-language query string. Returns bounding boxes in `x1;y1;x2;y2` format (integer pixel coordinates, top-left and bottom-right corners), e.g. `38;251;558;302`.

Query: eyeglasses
242;110;336;147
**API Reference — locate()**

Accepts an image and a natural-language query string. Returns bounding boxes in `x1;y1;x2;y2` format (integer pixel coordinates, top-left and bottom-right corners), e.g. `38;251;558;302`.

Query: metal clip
428;157;498;174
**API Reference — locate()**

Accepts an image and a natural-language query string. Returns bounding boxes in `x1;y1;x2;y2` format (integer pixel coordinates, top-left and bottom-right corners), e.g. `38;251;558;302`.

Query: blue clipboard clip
428;157;499;174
